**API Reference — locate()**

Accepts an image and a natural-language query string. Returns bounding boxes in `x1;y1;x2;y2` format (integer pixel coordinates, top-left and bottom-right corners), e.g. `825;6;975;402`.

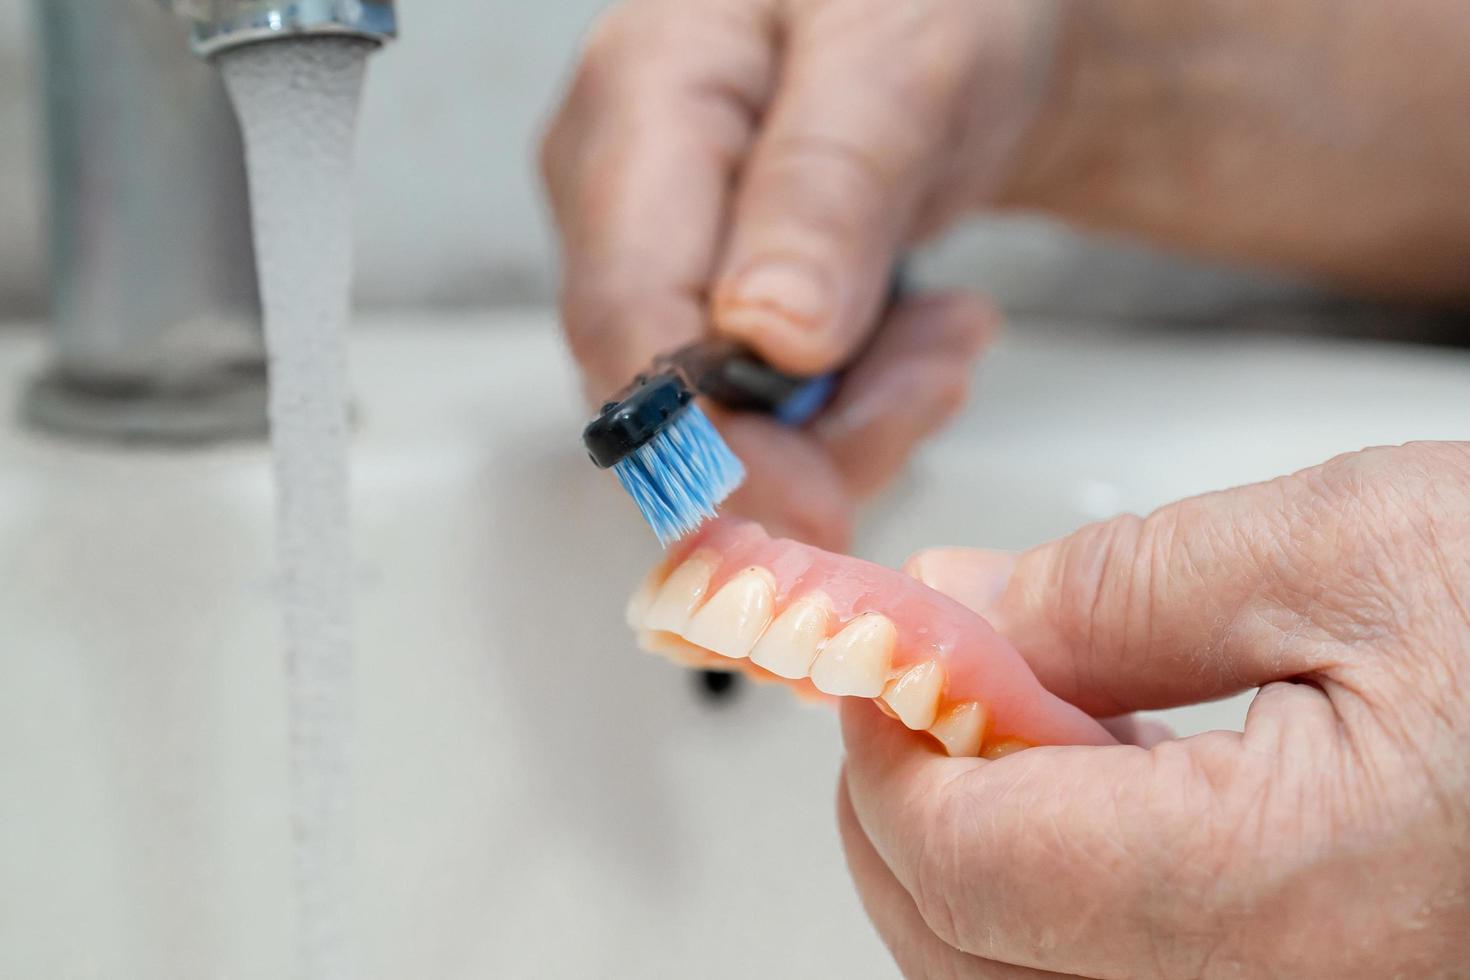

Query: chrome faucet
23;0;396;443
170;1;397;57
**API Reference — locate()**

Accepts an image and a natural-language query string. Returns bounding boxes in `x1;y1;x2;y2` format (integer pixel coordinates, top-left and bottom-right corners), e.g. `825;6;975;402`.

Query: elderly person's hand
541;0;1470;550
839;441;1470;978
540;0;1053;547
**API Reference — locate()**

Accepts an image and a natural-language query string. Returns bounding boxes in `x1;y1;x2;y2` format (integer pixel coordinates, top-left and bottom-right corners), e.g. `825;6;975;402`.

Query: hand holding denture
626;445;1470;979
836;442;1470;978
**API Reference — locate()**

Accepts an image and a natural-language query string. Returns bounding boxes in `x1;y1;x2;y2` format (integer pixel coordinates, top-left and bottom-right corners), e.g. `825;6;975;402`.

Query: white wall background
0;1;1332;321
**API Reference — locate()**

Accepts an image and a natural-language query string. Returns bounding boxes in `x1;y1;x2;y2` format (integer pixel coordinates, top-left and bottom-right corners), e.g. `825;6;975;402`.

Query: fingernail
717;258;829;333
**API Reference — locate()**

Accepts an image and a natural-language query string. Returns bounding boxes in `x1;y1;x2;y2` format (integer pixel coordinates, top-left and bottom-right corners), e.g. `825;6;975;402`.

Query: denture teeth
625;571;661;629
981;739;1029;760
809;613;895;698
880;660;945;730
644;552;717;633
682;567;776;659
639;630;725;668
928;702;987;757
748;592;831;679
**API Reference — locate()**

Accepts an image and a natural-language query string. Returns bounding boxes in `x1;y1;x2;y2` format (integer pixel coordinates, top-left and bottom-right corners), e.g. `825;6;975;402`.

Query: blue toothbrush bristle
612;403;746;545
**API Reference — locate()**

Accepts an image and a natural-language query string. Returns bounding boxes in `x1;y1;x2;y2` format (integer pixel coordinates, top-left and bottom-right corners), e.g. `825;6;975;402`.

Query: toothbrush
582;271;904;546
582;338;835;545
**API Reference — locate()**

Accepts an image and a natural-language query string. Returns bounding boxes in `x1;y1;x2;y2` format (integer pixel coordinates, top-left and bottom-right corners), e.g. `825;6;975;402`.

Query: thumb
709;5;967;374
906;467;1366;717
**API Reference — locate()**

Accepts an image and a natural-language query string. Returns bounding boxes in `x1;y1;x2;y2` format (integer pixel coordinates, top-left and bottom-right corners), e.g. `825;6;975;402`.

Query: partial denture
628;518;1114;757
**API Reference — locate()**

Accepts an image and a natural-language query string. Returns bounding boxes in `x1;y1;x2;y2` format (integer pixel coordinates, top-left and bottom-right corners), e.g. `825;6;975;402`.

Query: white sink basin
3;312;1467;978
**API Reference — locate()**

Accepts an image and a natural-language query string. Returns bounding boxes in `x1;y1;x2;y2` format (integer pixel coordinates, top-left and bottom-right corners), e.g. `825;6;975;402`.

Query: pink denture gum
627;518;1113;757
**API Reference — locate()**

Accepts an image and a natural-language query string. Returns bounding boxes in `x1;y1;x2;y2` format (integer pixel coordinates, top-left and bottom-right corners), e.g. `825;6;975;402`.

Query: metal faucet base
21;363;269;446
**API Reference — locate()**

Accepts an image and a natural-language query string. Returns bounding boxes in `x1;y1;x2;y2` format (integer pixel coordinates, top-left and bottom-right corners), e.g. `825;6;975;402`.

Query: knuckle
1283;444;1467;645
768;130;898;192
1308;443;1440;537
1299;444;1470;759
748;133;897;239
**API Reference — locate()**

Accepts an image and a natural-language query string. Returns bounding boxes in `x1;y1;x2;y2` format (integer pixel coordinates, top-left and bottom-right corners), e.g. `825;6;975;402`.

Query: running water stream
219;38;373;980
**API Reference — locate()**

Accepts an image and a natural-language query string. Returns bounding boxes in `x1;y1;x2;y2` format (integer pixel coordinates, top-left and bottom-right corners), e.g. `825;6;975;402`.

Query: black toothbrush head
583;367;746;545
582;369;693;470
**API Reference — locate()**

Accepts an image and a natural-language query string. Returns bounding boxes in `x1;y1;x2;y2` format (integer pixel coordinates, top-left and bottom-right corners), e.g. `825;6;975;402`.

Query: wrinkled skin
540;0;1039;548
839;441;1470;979
540;0;1470;549
541;1;1470;976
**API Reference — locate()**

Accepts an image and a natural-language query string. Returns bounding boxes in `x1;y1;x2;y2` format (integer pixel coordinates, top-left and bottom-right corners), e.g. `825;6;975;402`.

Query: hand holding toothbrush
540;0;1023;549
542;0;1470;552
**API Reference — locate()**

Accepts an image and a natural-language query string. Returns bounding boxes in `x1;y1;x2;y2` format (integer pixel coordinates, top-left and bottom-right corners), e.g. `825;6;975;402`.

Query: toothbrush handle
665;266;909;426
662;338;822;415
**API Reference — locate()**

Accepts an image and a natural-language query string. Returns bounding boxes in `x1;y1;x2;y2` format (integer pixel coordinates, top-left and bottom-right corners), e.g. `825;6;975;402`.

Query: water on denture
219;38;373;980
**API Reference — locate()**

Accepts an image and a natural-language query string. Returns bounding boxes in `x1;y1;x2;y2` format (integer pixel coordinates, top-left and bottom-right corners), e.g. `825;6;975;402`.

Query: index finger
840;699;1243;979
540;1;776;399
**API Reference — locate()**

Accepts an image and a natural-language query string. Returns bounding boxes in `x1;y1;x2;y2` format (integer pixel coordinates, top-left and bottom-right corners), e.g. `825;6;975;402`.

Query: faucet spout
168;0;397;58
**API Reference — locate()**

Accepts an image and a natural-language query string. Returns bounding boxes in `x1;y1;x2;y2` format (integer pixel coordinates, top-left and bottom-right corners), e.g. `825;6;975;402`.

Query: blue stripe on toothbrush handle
664;265;907;425
771;372;837;426
770;264;905;426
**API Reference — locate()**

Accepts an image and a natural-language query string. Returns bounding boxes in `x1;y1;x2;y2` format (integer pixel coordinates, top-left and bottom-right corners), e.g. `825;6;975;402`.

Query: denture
627;518;1114;756
623;520;1111;758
